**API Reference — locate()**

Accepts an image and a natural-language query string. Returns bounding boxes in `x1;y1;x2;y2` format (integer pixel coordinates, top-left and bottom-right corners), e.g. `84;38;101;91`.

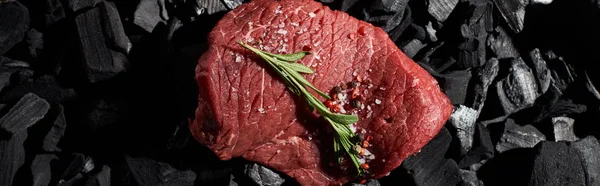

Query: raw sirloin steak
191;0;453;185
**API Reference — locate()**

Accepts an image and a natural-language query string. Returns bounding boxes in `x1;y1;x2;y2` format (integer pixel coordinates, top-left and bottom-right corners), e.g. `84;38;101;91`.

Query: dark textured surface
0;1;30;55
0;93;50;136
529;141;586;186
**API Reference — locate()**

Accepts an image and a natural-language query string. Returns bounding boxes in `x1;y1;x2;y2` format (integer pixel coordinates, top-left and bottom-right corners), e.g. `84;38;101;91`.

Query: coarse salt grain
291;22;299;26
276;29;288;35
235;55;242;63
375;99;382;104
309;12;316;18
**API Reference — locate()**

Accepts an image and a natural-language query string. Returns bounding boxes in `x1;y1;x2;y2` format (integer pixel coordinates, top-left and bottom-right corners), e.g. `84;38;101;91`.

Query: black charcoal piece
487;26;520;59
585;71;600;101
467;58;499;114
496;120;546;153
0;93;50;137
244;163;285;186
0;1;30;55
552;117;578;142
0;131;27;186
454;0;490;69
75;8;125;83
496;57;539;115
84;165;110;186
222;0;244;10
441;70;472;105
425;22;438;42
529;141;586;186
83;98;126;131
0;71;11;93
530;88;586;123
83;156;95;173
545;55;576;93
570;136;600;186
42;104;66;152
60;153;87;183
356;0;410;33
400;128;462;186
493;0;527;33
428;0;458;22
530;0;553;4
125;155;196;186
401;39;424;59
528;48;551;94
449;105;479;154
65;0;101;12
99;1;132;54
0;75;77;104
23;0;65;28
194;0;228;15
30;153;59;186
458;123;494;168
134;0;168;32
458;169;482;186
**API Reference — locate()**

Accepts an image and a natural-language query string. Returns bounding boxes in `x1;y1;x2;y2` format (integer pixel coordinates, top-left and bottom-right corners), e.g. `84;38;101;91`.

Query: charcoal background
1;0;600;185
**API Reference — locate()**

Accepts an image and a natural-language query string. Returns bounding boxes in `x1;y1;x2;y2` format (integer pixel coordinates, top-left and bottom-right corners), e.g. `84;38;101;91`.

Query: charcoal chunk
0;131;27;186
441;70;472;105
531;0;552;4
449;105;479;154
0;93;50;137
400;127;462;186
0;1;30;55
65;0;101;12
528;48;551;94
570;136;600;186
585;70;600;101
487;26;520;59
222;0;244;10
134;0;169;32
428;0;458;22
84;165;110;186
496;57;539;115
425;22;438;42
496;119;546;153
75;8;126;83
244;163;285;186
83;98;126;131
59;153;87;183
455;0;492;69
544;52;576;92
21;0;65;28
0;75;77;104
349;179;381;186
552;117;578;142
467;58;499;114
458;169;483;186
493;0;527;33
458;123;494;168
401;39;424;59
529;141;586;186
99;1;132;54
125;155;196;186
42;104;66;152
353;0;410;33
30;153;59;186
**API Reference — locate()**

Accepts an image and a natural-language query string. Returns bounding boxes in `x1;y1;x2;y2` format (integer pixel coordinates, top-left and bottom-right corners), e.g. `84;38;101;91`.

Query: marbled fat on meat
191;0;453;185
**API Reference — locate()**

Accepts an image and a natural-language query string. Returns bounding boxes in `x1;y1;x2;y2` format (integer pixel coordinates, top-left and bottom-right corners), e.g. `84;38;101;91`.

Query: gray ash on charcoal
1;0;600;185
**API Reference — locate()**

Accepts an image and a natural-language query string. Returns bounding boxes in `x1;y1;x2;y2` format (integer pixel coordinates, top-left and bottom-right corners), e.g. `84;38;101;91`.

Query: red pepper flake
331;105;341;113
302;45;313;51
358;27;367;36
359;148;365;156
366;136;373;141
351;88;361;99
360;180;367;184
362;140;370;148
324;100;335;108
360;163;370;170
356;75;363;82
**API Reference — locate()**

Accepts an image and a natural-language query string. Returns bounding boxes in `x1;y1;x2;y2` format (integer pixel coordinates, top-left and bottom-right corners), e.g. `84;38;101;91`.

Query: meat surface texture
191;0;453;185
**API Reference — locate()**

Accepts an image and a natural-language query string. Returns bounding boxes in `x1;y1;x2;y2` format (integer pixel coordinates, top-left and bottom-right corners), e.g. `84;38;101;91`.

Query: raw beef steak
191;0;453;185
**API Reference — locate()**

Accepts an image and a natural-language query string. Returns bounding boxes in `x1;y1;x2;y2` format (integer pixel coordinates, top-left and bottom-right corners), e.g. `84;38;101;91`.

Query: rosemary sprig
237;41;364;175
